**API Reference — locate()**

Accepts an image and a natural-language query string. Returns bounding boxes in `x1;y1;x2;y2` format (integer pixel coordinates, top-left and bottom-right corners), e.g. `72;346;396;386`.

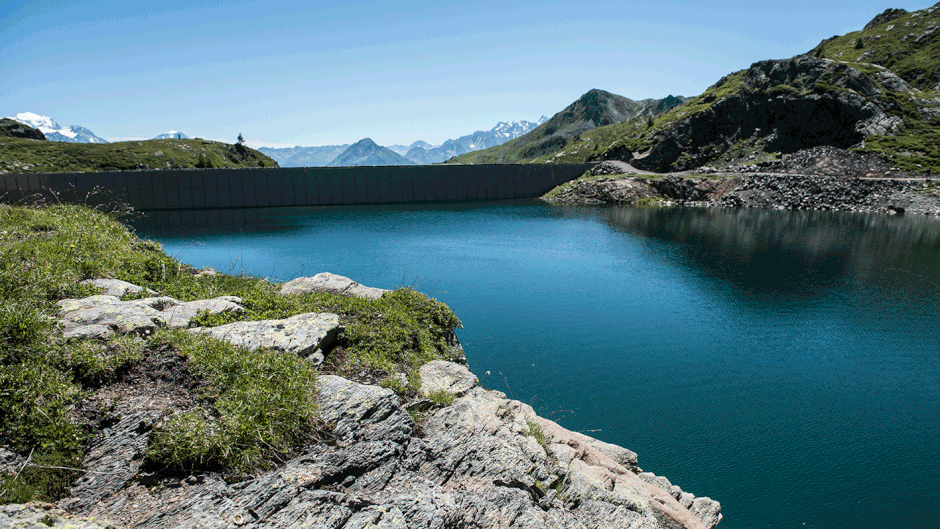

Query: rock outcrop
418;360;478;397
280;272;389;300
42;364;718;529
606;55;926;172
8;277;721;528
191;312;342;362
57;294;243;339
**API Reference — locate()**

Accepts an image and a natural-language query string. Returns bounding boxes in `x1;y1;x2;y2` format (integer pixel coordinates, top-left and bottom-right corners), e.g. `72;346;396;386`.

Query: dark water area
130;202;940;529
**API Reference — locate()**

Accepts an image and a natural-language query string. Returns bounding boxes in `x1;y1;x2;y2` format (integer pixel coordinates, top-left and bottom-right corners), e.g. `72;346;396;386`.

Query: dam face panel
1;164;591;210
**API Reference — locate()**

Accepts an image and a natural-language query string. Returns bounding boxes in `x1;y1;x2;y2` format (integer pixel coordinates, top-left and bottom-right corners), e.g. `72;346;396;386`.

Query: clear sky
1;0;935;148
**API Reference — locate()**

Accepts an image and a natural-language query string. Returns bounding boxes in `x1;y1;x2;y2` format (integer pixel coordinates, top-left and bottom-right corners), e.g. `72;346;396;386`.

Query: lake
130;202;940;529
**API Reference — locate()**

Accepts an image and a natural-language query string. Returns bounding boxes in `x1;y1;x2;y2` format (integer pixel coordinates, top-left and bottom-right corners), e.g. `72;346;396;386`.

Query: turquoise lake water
130;202;940;529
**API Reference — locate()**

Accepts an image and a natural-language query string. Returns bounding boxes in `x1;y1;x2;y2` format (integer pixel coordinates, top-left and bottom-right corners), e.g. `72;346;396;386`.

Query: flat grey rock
418;360;477;397
161;296;243;328
280;272;389;300
58;293;245;337
190;312;342;358
80;278;156;297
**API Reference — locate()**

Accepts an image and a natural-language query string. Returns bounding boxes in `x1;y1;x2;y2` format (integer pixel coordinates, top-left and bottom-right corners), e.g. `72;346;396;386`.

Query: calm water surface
130;202;940;529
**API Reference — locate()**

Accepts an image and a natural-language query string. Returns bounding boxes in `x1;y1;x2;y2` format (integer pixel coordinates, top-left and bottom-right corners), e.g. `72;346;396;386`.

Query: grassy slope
0;203;460;502
448;90;675;165
810;4;940;91
0;138;279;174
489;6;940;173
541;72;748;165
810;4;940;173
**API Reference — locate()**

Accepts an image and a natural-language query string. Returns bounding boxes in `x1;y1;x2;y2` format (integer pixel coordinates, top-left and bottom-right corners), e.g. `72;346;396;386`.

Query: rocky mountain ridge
556;3;940;175
449;90;687;164
260;118;546;167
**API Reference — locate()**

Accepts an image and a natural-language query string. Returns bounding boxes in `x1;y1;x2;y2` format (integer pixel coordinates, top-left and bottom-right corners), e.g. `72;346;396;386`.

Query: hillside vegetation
0;202;459;502
459;4;940;175
448;90;685;164
0;123;278;173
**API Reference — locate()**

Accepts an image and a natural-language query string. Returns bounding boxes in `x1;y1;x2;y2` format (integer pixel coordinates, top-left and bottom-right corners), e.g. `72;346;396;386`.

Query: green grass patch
0;202;464;498
145;329;319;473
0;137;277;174
527;420;551;450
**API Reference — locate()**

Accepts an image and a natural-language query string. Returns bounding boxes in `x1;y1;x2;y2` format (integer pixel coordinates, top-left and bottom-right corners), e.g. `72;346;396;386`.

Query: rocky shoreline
2;274;721;529
548;150;940;216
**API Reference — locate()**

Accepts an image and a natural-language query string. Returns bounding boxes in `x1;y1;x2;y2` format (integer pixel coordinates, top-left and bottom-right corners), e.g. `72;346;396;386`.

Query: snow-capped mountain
7;112;108;143
153;131;190;140
404;118;547;164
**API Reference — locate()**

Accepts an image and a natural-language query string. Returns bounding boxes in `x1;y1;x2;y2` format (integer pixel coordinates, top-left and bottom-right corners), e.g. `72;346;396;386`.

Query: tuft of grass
190;284;462;376
427;389;455;407
527;420;551;450
145;329;320;473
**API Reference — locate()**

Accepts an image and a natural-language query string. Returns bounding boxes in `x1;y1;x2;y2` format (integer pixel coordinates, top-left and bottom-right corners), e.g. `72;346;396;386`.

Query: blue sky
1;0;935;147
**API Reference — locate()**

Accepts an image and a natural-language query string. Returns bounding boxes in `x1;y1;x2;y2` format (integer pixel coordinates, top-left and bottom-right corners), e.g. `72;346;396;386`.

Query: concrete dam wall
0;164;593;211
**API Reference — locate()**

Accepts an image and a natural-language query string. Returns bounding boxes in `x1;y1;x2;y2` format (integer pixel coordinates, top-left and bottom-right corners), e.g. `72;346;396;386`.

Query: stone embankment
5;274;721;529
549;151;940;215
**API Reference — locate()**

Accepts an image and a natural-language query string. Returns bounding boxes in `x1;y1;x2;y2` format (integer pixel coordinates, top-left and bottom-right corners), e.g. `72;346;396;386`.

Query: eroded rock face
56;375;719;529
280;272;389;300
609;55;918;172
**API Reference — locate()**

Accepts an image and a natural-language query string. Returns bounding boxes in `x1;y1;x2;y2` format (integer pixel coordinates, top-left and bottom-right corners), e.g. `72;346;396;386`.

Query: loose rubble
549;148;940;215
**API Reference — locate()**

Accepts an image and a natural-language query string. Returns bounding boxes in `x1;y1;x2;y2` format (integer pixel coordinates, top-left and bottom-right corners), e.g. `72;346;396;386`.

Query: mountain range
327;138;415;167
7;112;108;144
449;91;686;164
153;131;190;140
259;118;546;167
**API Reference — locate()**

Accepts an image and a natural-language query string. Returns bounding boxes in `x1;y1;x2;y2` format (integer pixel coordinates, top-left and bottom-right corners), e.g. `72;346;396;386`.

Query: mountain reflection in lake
131;202;940;529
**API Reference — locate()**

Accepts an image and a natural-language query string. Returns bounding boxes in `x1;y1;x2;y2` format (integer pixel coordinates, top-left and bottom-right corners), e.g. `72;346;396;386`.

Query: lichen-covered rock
57;288;245;337
280;272;389;300
80;278;156;298
161;296;243;328
0;502;116;529
190;312;342;359
418;360;478;397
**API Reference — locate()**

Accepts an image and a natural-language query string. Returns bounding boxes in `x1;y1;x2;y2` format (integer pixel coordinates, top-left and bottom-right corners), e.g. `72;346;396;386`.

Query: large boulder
190;312;342;360
280;272;389;300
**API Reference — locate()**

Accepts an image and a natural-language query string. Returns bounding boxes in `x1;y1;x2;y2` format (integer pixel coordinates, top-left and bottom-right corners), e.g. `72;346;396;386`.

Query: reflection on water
131;203;940;529
591;206;940;298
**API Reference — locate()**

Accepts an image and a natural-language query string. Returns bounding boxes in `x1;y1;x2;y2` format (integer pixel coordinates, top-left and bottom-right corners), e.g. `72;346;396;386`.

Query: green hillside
448;90;685;164
546;4;940;174
0;125;278;174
